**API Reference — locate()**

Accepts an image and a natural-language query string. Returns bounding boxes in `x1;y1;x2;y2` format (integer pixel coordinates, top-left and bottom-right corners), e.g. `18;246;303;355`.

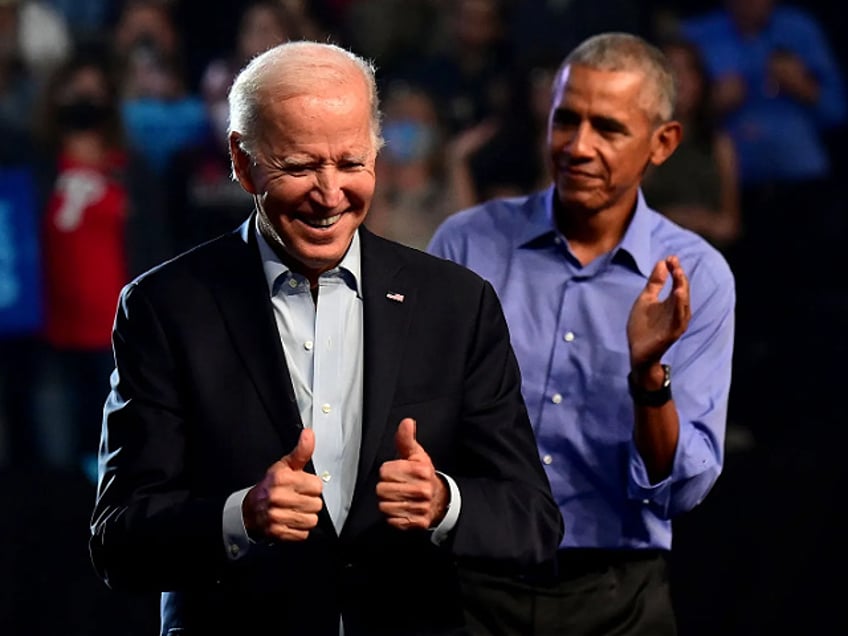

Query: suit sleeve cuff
430;471;461;546
223;487;253;561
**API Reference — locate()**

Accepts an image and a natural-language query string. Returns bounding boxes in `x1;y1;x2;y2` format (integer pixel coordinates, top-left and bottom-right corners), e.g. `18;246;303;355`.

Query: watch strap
627;364;672;407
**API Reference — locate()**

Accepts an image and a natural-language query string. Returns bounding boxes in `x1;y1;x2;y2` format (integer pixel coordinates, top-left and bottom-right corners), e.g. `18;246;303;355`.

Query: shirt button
552;393;563;404
304;340;313;350
642;499;650;505
321;471;332;483
321;403;331;414
288;278;298;288
229;544;239;556
542;454;553;465
563;331;575;342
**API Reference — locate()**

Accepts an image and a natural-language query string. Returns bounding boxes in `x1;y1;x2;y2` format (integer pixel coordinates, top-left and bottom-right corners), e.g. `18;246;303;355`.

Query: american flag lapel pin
386;291;405;303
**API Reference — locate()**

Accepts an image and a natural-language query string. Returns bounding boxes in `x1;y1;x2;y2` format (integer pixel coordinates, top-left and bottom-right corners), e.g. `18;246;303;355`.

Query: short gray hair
558;32;676;124
228;40;384;157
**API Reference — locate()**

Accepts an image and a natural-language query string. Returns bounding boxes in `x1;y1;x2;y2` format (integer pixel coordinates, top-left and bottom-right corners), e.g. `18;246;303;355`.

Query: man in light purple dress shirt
429;32;735;635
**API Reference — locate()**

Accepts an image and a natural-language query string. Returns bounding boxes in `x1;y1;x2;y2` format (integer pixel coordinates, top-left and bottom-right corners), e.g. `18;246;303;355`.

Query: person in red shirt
36;51;170;477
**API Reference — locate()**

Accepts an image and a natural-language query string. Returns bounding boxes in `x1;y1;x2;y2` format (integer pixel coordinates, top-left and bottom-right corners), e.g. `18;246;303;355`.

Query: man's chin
557;190;595;210
287;242;351;272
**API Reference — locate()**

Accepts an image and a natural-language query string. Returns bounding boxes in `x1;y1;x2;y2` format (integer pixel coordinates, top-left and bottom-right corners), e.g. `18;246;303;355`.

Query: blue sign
0;167;43;336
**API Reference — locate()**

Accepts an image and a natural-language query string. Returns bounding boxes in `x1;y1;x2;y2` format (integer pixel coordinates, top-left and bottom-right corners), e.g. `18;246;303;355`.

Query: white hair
227;40;383;159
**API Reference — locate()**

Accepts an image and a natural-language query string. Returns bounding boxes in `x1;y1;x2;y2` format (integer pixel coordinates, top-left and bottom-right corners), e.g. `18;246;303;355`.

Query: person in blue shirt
680;0;846;434
680;0;846;189
429;32;735;635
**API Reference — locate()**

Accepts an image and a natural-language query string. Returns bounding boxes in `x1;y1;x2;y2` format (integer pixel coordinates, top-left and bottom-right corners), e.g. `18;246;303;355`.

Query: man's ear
649;120;683;167
229;132;259;195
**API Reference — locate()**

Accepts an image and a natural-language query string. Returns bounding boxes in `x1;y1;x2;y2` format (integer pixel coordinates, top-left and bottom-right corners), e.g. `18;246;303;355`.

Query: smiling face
231;73;377;283
547;64;679;223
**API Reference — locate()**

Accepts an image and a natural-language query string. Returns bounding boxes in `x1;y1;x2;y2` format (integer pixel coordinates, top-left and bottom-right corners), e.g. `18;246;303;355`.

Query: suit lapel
204;221;303;453
354;228;414;498
205;221;338;536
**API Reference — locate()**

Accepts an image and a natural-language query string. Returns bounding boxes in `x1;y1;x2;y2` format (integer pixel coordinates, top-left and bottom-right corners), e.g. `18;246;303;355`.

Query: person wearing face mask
89;41;563;635
113;0;207;175
35;51;170;479
365;81;460;251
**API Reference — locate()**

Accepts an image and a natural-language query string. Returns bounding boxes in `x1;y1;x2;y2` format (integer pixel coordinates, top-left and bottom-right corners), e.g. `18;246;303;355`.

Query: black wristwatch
627;364;672;407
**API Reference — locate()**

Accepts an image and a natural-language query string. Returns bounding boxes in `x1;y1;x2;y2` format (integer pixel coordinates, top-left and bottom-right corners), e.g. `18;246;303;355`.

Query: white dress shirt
223;223;460;560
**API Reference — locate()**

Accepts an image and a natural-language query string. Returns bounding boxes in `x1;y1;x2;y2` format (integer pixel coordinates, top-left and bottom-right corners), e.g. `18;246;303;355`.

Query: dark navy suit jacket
90;220;562;635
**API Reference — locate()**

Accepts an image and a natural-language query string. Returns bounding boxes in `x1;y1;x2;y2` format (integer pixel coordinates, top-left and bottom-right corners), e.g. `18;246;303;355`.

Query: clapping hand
627;255;691;370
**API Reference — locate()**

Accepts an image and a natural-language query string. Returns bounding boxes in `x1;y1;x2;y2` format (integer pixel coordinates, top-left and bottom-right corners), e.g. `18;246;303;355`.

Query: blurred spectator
113;0;208;174
167;0;292;252
277;0;332;41
0;0;70;135
642;37;741;251
13;0;71;80
171;0;331;89
43;0;120;48
507;0;647;69
0;0;36;134
365;81;458;250
681;0;848;432
341;0;441;78
394;0;513;134
34;52;169;476
681;0;846;194
113;0;179;66
452;54;560;205
198;0;295;109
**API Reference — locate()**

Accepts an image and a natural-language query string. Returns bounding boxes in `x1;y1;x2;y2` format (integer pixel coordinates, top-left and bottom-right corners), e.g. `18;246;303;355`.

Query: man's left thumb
395;418;419;459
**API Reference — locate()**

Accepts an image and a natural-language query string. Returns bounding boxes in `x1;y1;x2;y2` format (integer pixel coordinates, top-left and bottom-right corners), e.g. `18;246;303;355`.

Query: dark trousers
459;550;676;636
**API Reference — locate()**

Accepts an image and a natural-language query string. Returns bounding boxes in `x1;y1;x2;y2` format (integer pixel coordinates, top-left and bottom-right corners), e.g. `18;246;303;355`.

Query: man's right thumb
283;428;315;471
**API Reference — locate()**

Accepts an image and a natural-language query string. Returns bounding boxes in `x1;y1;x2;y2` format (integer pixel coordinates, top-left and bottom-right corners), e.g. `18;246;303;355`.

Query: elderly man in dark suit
89;40;563;636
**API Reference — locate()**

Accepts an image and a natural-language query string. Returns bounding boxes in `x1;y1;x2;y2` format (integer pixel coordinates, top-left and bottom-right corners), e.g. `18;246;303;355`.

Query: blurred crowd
1;0;846;480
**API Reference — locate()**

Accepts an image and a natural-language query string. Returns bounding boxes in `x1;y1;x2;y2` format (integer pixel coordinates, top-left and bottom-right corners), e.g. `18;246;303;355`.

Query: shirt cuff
222;487;253;561
627;439;673;513
430;471;461;546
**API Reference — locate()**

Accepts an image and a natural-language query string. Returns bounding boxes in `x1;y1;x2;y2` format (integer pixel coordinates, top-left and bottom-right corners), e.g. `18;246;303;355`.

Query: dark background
2;0;847;633
3;428;846;634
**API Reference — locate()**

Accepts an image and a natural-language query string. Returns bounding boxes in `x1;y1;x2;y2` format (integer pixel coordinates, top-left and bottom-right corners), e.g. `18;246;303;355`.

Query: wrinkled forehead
254;87;377;156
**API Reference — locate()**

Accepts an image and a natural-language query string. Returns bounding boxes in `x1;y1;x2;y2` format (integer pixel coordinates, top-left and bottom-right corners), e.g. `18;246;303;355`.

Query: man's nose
311;168;344;208
566;122;594;157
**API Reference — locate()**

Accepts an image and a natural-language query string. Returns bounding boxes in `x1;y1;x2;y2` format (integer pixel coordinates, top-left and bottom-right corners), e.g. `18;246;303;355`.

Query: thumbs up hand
376;418;449;531
243;428;324;542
